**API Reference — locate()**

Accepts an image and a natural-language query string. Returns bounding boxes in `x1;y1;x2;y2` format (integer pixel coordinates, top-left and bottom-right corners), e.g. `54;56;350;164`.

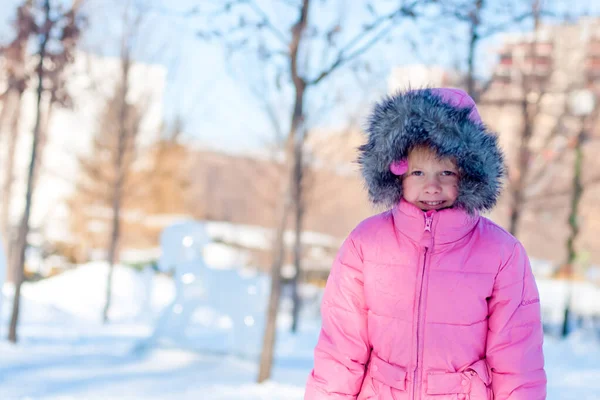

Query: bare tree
465;0;484;97
558;87;600;337
67;93;173;272
64;2;158;323
102;7;141;322
102;39;131;323
101;76;143;323
441;0;542;100
474;0;560;237
503;3;595;239
0;1;34;270
8;0;84;343
475;8;600;313
506;0;545;236
198;0;431;382
561;113;585;337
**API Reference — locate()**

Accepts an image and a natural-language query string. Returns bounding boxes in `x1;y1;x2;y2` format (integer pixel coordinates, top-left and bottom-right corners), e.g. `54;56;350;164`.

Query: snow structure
136;220;269;359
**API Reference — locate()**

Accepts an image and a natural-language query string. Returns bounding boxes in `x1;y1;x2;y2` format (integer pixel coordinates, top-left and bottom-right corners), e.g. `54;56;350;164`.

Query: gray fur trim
357;89;506;214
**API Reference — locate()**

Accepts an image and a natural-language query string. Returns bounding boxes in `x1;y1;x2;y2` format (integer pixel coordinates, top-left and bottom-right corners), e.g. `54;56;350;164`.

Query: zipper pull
424;215;433;232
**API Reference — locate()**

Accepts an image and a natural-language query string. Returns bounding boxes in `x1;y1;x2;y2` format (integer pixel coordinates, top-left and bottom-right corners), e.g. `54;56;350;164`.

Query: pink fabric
304;200;546;399
390;159;409;176
429;87;482;123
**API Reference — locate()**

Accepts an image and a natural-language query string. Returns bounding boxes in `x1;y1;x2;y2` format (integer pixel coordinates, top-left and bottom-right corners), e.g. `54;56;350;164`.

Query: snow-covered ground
0;261;599;400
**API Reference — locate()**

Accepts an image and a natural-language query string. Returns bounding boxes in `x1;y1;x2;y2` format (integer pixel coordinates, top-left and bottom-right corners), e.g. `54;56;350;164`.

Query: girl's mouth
420;200;445;207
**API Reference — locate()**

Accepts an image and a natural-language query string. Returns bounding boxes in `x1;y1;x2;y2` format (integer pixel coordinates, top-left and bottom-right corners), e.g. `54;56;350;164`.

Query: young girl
304;88;546;399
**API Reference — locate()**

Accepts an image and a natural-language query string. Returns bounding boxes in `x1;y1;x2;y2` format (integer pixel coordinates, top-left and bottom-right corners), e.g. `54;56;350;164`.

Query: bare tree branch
279;0;301;8
8;0;85;343
479;11;548;38
309;2;420;86
246;0;290;47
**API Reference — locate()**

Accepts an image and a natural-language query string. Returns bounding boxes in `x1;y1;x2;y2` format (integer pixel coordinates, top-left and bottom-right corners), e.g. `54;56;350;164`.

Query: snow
0;252;599;399
538;279;600;323
203;220;338;251
0;262;316;400
18;262;174;323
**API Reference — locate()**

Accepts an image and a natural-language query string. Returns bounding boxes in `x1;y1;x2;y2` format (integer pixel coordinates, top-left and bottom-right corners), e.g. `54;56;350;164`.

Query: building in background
0;51;166;273
480;17;600;270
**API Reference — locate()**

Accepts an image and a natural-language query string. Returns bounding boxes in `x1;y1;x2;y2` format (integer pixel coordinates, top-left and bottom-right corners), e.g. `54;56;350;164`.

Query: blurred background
0;0;599;399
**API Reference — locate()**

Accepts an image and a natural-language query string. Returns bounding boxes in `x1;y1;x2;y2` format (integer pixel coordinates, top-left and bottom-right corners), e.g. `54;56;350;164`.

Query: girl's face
402;147;459;212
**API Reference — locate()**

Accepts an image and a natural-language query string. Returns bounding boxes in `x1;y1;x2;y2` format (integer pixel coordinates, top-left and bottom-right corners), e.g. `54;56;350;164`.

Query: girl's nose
424;178;442;194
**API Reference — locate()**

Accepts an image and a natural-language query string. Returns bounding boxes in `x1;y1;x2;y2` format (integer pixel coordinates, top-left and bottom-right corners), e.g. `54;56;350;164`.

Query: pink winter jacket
304;199;547;400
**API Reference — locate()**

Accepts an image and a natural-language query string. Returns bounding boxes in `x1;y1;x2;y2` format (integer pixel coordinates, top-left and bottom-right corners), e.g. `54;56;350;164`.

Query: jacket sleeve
486;242;547;399
304;235;370;399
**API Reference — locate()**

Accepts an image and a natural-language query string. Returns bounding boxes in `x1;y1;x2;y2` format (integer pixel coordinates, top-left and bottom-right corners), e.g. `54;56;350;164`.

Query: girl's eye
441;170;457;176
411;170;423;176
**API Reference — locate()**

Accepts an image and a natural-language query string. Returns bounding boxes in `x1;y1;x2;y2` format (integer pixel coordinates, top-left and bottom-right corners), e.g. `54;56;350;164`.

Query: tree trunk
561;118;585;338
508;1;541;237
257;0;310;383
1;91;23;279
508;95;534;237
8;0;51;343
290;128;305;333
257;97;305;382
257;179;292;382
466;0;483;100
102;41;131;324
508;176;524;236
32;100;53;190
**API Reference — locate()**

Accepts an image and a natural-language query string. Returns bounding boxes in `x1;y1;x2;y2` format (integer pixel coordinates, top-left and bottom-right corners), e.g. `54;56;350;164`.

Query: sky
0;0;279;152
2;0;600;153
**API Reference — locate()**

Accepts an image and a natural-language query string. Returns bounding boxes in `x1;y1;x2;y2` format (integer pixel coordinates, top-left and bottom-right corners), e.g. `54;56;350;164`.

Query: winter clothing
304;88;546;399
389;159;409;176
359;88;505;214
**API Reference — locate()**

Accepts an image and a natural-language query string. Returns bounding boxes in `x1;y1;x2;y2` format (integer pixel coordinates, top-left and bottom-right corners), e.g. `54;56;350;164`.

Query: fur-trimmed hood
358;88;505;214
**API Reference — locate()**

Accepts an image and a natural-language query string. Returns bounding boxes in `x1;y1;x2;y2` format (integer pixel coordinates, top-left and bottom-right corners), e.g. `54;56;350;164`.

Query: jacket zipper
413;213;433;400
424;215;433;233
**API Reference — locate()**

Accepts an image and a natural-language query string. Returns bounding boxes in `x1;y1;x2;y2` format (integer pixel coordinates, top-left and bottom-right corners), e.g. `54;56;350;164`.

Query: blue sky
2;0;600;153
1;0;279;151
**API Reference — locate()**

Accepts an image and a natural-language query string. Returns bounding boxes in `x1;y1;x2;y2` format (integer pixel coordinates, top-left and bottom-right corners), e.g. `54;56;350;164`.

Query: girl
304;88;546;399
